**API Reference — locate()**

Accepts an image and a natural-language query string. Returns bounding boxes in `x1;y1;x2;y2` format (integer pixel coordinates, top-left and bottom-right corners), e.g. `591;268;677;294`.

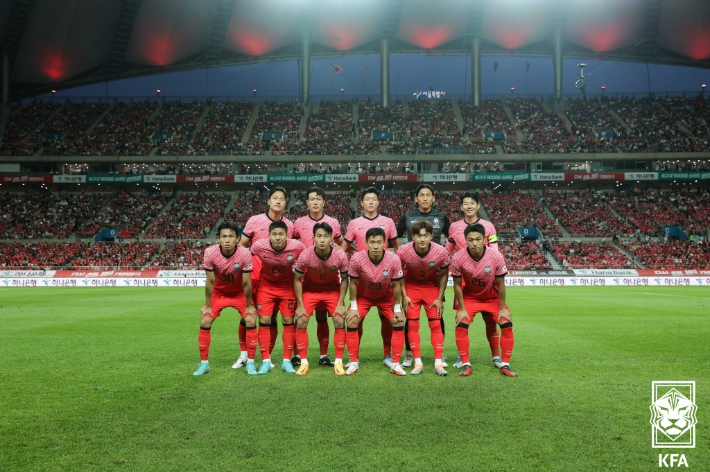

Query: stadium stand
192;100;253;155
150;101;203;156
408;100;463;151
504;98;573;153
625;240;710;269
499;242;551;270
662;188;710;235
40;102;109;145
662;96;710;138
301;100;355;155
549;242;634;269
91;191;169;237
69;241;159;269
145;192;230;239
358;99;407;138
543;190;636;236
145;241;206;270
0;193;47;234
2;102;61;142
248;100;302;155
482;192;561;236
563;97;617;152
0;242;86;269
459;99;513;142
609;189;691;235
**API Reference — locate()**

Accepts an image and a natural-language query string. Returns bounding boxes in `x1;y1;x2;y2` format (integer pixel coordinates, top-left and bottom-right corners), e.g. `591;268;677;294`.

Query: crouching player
194;222;257;376
345;228;405;376
293;222;349;375
450;223;517;377
398;221;450;376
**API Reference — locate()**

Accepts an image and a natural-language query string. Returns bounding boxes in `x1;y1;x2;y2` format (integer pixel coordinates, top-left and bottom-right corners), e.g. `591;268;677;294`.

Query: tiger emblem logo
650;388;698;441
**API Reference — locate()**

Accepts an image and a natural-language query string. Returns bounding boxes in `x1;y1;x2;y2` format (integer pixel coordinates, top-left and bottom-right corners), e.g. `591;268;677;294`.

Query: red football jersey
203;244;253;295
449;246;507;301
344;214;397;252
447;218;498;253
294;246;349;292
397;241;449;286
348;250;403;300
293;214;342;248
250;239;305;287
242;213;294;244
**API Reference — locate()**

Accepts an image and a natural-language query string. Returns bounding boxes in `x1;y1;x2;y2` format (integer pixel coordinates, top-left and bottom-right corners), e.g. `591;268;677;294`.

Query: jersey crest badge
380;225;385;230
383;270;389;278
434;218;439;224
234;263;241;271
485;266;491;274
429;261;435;267
330;265;337;271
257;304;262;310
287;254;293;262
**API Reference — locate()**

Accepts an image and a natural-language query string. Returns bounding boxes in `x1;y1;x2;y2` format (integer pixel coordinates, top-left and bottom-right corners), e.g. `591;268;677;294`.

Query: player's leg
405;295;423;374
333;314;347;375
382;304;406;376
241;313;258;375
379;307;394;368
315;309;333;366
481;314;501;367
256;291;275;374
194;295;226;375
295;310;311;376
456;300;478;376
234;292;250;368
491;303;517;377
402;318;413;367
345;301;370;375
237;261;261;367
279;297;297;374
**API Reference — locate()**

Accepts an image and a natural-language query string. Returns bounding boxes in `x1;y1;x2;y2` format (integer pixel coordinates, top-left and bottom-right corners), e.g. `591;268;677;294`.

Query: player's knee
281;317;294;326
243;315;256;328
258;316;272;326
200;317;214;329
296;317;309;329
346;318;359;329
332;317;345;329
239;318;247;326
499;321;513;329
456;322;470;330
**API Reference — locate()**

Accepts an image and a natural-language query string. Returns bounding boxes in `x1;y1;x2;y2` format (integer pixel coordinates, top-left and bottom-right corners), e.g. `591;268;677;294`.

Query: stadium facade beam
104;0;143;77
301;30;311;104
471;38;481;107
204;0;237;64
2;54;9;110
380;39;390;107
552;25;563;103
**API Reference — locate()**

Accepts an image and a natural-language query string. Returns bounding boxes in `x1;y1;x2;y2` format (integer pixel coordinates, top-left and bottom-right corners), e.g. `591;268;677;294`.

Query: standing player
234;187;293;369
396;184;451;367
250;221;305;374
398;221;449;376
194;222;258;376
292;187;344;367
446;192;505;370
342;187;400;368
293;222;349;375
345;227;405;376
450;223;517;377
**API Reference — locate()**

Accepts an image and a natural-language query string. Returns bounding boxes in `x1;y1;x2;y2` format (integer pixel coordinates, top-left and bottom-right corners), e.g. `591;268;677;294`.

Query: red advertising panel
176;175;234;183
0;174;53;184
53;270;161;278
564;173;625;181
636;269;710;276
358;174;418;182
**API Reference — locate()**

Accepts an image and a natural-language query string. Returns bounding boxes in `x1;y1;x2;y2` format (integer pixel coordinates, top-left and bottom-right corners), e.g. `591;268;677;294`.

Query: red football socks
269;322;278;354
455;324;470;364
246;326;257;360
317;319;330;356
295;327;309;359
334;327;346;359
407;319;421;359
500;326;515;363
391;326;404;363
238;320;247;352
428;318;444;360
258;324;271;360
483;315;500;358
198;327;211;361
346;327;360;361
282;323;295;359
380;316;393;358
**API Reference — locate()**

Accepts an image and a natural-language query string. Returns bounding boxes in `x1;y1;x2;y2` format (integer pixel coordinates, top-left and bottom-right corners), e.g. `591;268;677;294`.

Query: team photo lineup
196;184;517;378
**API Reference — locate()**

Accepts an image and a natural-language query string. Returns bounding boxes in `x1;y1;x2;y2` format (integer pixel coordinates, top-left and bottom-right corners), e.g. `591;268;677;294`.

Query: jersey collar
368;252;385;266
466;246;486;262
414;242;432;258
270;241;287;253
219;246;237;259
363;213;380;221
315;246;333;262
266;212;284;223
308;213;325;222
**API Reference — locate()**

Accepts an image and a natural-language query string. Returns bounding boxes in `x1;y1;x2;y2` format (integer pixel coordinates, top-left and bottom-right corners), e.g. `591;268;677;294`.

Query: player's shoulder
293;215;308;225
398;241;414;254
384;250;400;263
251;238;269;249
430;241;447;255
350;250;367;263
288;239;306;251
283;216;294;226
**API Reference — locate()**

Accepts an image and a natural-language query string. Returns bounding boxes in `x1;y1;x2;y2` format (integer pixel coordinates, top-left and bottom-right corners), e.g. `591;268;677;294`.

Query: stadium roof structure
1;0;710;100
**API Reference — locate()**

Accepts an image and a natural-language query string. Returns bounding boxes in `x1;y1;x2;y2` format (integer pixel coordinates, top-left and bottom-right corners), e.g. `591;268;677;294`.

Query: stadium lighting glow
253;89;257;96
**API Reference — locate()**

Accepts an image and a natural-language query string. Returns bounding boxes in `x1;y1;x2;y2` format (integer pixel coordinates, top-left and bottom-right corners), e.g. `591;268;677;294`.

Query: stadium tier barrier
2;269;709;287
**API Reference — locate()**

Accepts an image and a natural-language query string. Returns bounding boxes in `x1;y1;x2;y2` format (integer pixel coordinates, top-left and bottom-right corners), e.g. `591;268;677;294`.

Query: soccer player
194;222;258;376
446;192;505;370
342;187;400;368
234;186;293;369
396;184;451;367
450;223;517;377
292;187;344;367
249;221;305;374
345;227;405;376
398;220;449;376
293;222;349;375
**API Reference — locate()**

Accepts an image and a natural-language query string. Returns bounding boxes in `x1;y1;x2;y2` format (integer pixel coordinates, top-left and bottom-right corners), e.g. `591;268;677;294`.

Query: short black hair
269;186;288;199
217;222;240;237
414;184;435;197
269;220;288;233
464;223;486;238
365;227;386;241
461;192;480;205
306;187;324;200
313;222;333;236
360;186;379;201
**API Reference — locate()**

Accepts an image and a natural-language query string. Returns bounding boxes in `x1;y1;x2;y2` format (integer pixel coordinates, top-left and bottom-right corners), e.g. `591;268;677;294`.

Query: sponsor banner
157;270;204;278
0;270;56;277
509;270;576;276
572;269;639;277
0;278;206;287
472;173;530;181
325;174;359;182
0;174;53;184
530;173;564;181
87;175;143;183
53;270;160;278
359;174;418;182
637;269;710;276
422;173;467;182
565;173;625;181
625;172;658;181
659;172;710;180
176;175;233;183
234;174;267;183
53;175;86;183
267;174;325;183
143;175;177;183
504;277;709;287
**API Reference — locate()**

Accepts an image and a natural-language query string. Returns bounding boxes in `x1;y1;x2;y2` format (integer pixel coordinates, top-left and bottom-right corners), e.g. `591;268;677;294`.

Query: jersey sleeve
445;240;456;255
391;255;404;281
495;252;508;277
294;241;306;258
449;256;462;277
438;248;450;270
294;251;308;274
241;251;254;273
344;222;355;243
386;218;398;242
249;239;262;257
337;251;349;273
331;219;342;239
242;216;256;238
396;214;408;238
286;220;294;238
292;219;301;240
203;249;214;271
347;256;360;278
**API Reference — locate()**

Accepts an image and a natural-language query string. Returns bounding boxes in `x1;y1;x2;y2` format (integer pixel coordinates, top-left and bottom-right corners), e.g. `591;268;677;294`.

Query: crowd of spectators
149;101;203;156
69;241;159;269
192;100;253;154
662;96;710;138
660;188;710;235
146;192;230;239
458;99;514;141
407;100;463;151
358;100;406;138
482;191;560;236
40;102;109;145
463;142;497;154
301;101;355;155
549;242;634;269
91;191;169;236
609;189;690;235
3;102;61;142
0;242;86;269
625;240;710;269
505;98;573;153
499;242;551;270
145;240;205;270
0;193;47;233
563;97;617;153
543;190;636;236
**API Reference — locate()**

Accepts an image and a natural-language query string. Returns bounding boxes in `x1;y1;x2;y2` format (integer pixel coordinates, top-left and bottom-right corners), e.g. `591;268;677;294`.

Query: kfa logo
287;254;293;262
429;261;435;268
382;270;389;278
658;454;688;468
485;266;491;274
651;381;696;449
233;263;241;271
330;265;337;271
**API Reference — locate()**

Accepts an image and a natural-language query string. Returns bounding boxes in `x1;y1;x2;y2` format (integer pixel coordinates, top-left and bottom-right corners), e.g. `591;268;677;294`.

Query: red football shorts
405;284;440;320
256;283;296;318
303;290;341;317
459;298;503;324
210;292;247;318
251;255;262;299
356;297;394;319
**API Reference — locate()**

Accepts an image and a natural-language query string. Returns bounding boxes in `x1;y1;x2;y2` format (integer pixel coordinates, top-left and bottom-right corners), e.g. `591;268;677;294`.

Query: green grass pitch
1;286;708;471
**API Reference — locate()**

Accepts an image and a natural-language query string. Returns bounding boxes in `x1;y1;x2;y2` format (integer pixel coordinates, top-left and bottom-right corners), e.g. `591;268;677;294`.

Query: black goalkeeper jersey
396;207;451;243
